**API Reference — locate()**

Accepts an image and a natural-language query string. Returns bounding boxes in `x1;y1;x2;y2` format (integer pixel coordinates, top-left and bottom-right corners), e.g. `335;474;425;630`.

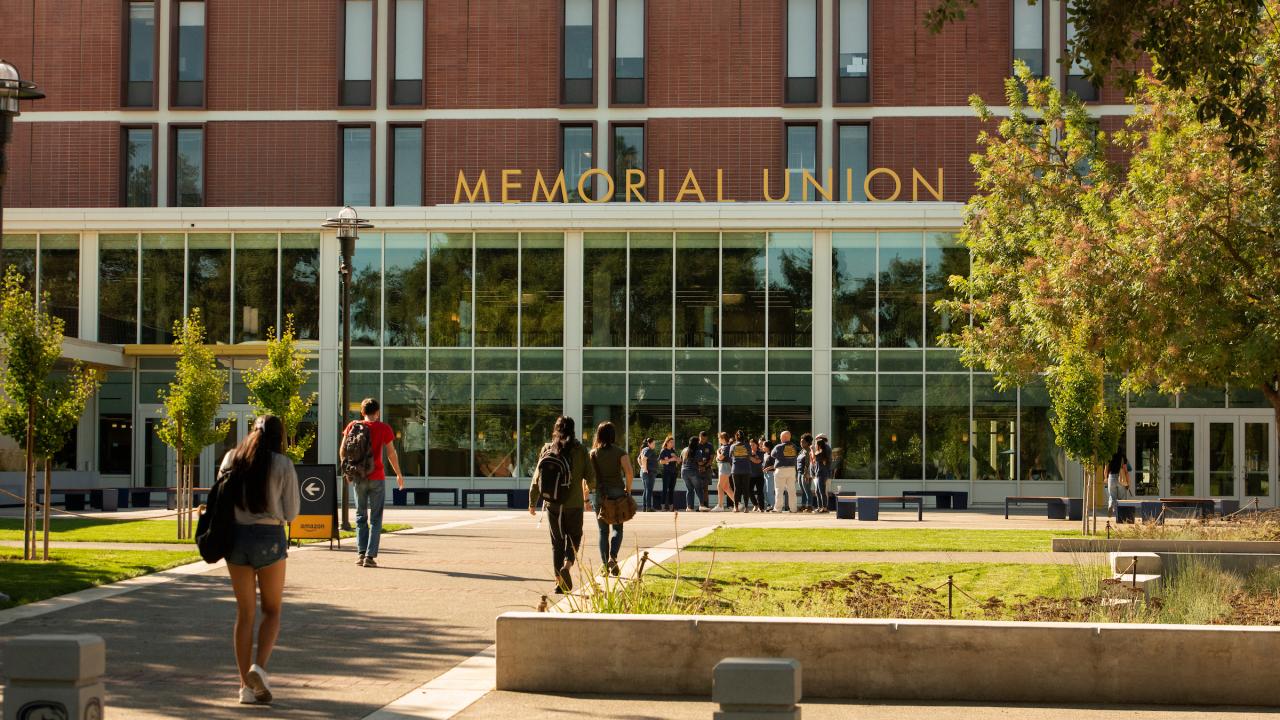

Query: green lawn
0;518;410;544
644;561;1091;619
686;528;1081;553
0;549;202;608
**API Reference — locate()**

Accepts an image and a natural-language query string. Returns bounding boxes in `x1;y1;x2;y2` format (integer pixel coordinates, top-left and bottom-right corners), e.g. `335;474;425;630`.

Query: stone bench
392;487;459;507
904;490;969;510
1005;496;1083;521
852;496;924;522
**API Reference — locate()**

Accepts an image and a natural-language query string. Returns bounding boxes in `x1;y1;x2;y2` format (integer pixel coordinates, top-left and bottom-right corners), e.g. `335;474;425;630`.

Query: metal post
339;233;354;530
947;575;953;618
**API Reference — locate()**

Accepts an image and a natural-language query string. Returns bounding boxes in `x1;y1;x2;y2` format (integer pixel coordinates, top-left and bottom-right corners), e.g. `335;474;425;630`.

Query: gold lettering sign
453;168;946;203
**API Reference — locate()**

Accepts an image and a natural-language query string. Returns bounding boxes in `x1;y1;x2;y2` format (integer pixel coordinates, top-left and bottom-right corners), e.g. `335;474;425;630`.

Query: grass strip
686;528;1080;553
0;549;202;608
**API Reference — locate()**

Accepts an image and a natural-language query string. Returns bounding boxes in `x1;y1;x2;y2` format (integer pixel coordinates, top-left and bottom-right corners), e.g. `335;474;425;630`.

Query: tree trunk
175;450;184;540
1082;462;1092;536
24;401;35;560
42;457;52;561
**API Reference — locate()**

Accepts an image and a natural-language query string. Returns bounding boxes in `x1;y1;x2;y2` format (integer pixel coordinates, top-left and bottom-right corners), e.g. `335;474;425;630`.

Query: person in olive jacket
528;416;596;593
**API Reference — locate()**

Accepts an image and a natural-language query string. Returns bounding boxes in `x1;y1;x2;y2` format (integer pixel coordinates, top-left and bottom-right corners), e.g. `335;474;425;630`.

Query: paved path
675;551;1101;565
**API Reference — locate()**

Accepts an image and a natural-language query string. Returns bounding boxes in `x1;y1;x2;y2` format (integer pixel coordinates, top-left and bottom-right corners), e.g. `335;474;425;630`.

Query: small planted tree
241;315;317;462
157;309;232;539
1047;347;1126;534
0;268;99;560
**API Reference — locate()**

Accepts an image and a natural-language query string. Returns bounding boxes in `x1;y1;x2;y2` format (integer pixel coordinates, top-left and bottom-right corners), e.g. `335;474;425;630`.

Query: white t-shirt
219;451;301;525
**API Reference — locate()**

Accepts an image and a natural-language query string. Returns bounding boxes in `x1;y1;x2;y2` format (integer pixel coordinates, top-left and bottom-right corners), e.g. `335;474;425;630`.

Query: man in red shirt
341;398;404;568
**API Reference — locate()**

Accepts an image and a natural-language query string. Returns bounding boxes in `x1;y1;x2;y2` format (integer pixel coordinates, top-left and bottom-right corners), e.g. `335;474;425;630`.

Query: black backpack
342;421;375;482
535;443;573;504
195;468;239;564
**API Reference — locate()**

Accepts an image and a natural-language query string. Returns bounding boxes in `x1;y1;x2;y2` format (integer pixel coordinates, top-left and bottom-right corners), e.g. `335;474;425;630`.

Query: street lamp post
0;60;45;264
323;206;373;531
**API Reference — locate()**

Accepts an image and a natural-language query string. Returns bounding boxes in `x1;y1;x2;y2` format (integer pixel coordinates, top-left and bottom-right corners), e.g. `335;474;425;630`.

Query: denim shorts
225;523;287;569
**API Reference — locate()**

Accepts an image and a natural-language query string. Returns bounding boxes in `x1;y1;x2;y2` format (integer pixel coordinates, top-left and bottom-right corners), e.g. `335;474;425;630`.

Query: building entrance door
199;409;256;488
1128;412;1276;508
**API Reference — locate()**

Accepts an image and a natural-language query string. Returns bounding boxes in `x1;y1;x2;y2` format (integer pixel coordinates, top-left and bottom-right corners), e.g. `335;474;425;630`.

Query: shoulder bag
591;449;637;525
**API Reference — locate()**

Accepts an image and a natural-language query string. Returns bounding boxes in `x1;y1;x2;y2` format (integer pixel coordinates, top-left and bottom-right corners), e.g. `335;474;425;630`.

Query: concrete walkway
675;550;1102;565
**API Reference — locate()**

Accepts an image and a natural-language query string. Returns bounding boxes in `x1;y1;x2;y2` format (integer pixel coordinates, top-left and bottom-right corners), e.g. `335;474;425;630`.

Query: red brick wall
425;120;561;205
644;118;783;201
204;122;335;206
0;0;121;112
869;0;1010;107
426;0;559;108
868;117;987;202
647;0;782;107
207;0;337;110
4;122;119;207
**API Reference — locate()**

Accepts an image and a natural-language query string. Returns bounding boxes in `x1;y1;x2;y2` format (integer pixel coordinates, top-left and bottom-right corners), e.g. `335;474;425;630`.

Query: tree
157;309;232;539
1047;345;1126;534
927;0;1277;165
241;315;317;462
0;267;98;560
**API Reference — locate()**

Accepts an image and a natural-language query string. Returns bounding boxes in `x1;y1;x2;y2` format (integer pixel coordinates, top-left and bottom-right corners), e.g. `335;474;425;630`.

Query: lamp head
0;60;44;115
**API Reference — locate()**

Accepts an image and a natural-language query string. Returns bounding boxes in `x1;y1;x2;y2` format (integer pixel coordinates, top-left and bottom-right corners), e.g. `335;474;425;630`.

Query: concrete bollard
3;634;105;720
712;657;801;720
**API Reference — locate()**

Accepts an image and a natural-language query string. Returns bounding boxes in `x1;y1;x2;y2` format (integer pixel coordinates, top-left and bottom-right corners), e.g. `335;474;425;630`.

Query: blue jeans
796;473;812;509
682;468;702;511
641;472;656;511
764;471;776;508
813;475;828;511
594;491;624;562
353;480;386;557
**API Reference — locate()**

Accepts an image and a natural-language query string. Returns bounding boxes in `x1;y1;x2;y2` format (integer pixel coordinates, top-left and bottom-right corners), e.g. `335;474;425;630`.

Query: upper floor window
122;126;155;207
562;0;594;104
612;0;644;104
1012;0;1044;77
785;0;818;103
611;124;643;201
172;1;205;107
1064;8;1098;101
837;123;869;201
171;126;204;207
341;0;375;106
785;123;818;201
124;1;156;107
562;124;594;201
341;125;373;206
837;0;869;103
391;0;424;106
390;124;423;206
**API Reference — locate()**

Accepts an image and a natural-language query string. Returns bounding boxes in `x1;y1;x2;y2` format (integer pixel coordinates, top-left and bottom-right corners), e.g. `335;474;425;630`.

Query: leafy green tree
157;309;232;539
1047;346;1126;533
927;0;1276;165
241;315;316;462
0;267;98;560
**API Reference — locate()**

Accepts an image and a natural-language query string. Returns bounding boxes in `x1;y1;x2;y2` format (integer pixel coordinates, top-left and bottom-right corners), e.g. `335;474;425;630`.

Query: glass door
1207;420;1235;498
199;411;253;488
1131;419;1162;497
1167;420;1196;496
1242;420;1274;507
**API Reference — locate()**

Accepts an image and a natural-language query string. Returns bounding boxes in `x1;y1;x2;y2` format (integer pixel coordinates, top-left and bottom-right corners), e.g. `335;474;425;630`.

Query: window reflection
475;233;518;347
281;233;320;340
973;375;1016;481
428;373;471;476
676;233;718;348
628;373;671;454
583;373;626;446
520;373;562;474
878;232;923;348
767;232;812;347
384;233;427;346
348;235;381;346
429;233;473;347
1019;378;1065;482
629;233;673;347
832;232;875;347
879;374;923;479
99;234;138;344
584;233;627;347
925;373;969;480
187;233;231;343
833;373;875;479
140;234;184;344
521;233;564;347
385;372;426;476
475;373;516;478
234;233;278;342
721;233;766;347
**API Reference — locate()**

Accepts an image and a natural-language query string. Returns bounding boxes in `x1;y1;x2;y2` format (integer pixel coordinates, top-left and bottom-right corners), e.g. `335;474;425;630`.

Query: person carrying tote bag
590;421;635;576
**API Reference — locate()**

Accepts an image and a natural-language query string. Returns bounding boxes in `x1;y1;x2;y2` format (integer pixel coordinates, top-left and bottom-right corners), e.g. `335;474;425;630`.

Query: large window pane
722;375;765;441
926;232;968;347
584;233;626;347
629;233;673;347
768;232;812;347
838;125;868;201
832;232;876;347
40;234;79;338
234;233;278;343
628;373;671;454
124;128;154;207
612;125;644;200
140;234;184;344
674;373;717;446
879;374;923;480
342;126;372;206
973;375;1016;481
98;372;133;475
2;234;36;294
1013;0;1044;76
429;232;473;347
174;128;203;207
676;232;719;348
521;373;564;475
613;0;644;103
428;373;471;476
583;373;626;447
562;125;594;202
174;1;204;106
126;1;155;106
1065;12;1098;100
785;125;818;201
833;373;874;479
768;374;810;441
562;0;594;103
475;373;516;478
393;0;424;104
384;233;427;346
391;126;423;206
925;374;969;480
721;233;766;347
348;234;381;347
187;233;230;344
385;372;426;476
1019;379;1065;482
99;234;138;344
521;233;564;347
837;0;869;102
878;232;923;348
785;0;817;102
281;233;320;340
343;0;374;106
475;233;519;347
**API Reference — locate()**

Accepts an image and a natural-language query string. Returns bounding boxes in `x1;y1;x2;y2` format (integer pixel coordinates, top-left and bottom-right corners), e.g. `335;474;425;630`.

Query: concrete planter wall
496;612;1280;706
1054;538;1280;554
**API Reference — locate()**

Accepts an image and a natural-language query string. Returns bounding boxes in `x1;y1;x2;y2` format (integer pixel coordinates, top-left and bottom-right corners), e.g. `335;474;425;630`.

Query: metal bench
1115;499;1163;524
852;495;924;522
392;488;460;506
36;488;126;512
461;488;516;509
1159;497;1216;518
903;490;969;510
1004;496;1083;521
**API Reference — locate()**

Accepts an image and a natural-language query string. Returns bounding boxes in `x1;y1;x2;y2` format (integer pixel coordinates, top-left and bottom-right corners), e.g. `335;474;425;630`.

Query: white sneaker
709;505;723;512
238;686;258;705
246;664;273;703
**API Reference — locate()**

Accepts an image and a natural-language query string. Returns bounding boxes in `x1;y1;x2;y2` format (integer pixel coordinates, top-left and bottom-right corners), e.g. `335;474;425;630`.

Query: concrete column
563;231;585;427
3;634;106;720
1047;0;1064;91
811;230;833;435
373;0;390;206
713;657;801;720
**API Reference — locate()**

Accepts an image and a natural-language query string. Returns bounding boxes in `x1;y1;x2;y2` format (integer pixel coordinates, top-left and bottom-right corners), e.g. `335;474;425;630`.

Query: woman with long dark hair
220;415;299;705
680;435;704;512
812;434;834;513
590;421;633;575
527;416;595;593
729;429;753;512
658;435;679;511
